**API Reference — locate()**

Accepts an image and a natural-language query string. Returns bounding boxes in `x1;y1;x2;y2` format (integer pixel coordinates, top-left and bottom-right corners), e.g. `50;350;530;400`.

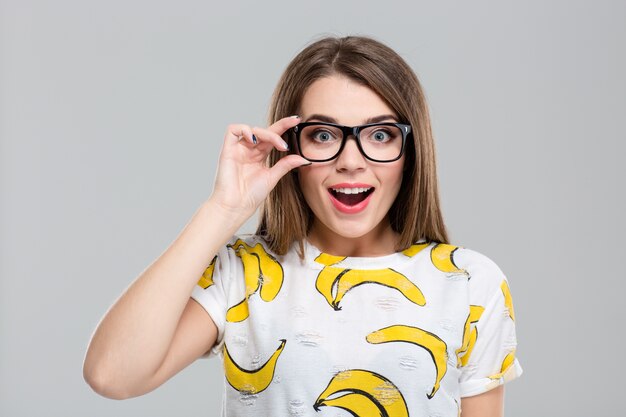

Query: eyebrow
304;114;399;124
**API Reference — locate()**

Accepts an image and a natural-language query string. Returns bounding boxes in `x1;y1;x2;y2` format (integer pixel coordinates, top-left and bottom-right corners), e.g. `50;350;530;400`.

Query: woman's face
297;74;405;251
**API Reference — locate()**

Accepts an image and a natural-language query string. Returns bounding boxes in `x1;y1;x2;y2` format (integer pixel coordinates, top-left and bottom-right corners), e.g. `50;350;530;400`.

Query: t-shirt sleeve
458;253;523;397
190;242;236;359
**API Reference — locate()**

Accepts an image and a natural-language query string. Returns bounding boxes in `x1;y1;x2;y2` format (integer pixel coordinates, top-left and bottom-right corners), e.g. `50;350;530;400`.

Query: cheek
385;162;406;192
381;168;406;207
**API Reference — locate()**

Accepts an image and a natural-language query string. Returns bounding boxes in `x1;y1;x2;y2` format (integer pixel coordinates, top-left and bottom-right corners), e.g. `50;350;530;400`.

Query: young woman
84;36;522;417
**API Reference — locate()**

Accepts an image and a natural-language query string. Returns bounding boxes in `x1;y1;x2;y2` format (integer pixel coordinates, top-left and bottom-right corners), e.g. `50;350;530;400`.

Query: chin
331;227;371;240
325;216;386;240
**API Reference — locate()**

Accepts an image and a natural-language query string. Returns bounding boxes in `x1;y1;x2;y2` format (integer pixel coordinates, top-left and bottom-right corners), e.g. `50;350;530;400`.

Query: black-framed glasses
291;121;411;163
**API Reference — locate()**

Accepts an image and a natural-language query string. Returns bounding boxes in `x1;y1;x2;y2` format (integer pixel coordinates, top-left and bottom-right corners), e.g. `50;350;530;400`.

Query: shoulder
217;234;273;257
224;234;290;259
208;235;268;272
222;234;298;267
225;234;260;248
225;234;280;252
430;242;508;301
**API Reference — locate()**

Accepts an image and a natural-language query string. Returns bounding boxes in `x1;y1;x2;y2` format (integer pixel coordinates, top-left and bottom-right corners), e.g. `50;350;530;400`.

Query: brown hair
256;35;449;256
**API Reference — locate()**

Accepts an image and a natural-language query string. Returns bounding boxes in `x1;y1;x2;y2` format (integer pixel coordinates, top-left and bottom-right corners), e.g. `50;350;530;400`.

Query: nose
335;135;367;171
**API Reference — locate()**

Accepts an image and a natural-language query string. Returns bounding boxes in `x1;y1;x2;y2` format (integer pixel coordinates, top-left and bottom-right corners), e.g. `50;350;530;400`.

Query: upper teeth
332;187;371;194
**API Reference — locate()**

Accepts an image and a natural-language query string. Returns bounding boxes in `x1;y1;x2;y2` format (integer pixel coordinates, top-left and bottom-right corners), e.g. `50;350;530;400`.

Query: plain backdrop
1;0;625;416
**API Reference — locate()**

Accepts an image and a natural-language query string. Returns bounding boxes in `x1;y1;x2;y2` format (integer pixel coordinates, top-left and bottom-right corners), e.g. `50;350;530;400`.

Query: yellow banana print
225;240;284;322
314;253;346;266
230;239;284;300
197;256;217;289
333;269;426;309
315;267;426;310
430;243;468;276
459;327;478;367
225;298;250;323
401;242;430;257
501;279;516;321
223;339;286;395
239;251;262;294
456;305;485;367
366;325;448;399
225;250;261;322
314;369;408;417
315;392;386;417
315;266;349;308
489;350;516;380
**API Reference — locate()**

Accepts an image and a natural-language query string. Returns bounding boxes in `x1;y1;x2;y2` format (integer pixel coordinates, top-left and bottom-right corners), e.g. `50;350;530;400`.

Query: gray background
1;0;624;416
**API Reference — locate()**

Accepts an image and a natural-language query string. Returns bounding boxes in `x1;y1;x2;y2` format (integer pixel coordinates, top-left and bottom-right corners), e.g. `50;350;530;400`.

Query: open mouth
328;187;375;206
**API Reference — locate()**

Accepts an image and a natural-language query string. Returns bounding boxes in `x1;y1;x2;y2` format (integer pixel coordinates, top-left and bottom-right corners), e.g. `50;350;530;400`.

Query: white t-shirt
191;235;522;416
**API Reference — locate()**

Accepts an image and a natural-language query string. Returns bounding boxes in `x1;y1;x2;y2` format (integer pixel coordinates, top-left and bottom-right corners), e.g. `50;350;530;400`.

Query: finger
266;155;311;189
267;115;302;135
224;124;256;146
250;126;291;151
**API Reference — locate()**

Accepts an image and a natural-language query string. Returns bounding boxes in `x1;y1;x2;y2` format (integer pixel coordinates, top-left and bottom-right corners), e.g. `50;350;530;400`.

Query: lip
328;182;373;190
327;183;375;214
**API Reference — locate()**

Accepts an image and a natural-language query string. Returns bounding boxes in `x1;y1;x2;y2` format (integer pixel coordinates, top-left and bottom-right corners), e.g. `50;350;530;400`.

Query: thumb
267;155;311;188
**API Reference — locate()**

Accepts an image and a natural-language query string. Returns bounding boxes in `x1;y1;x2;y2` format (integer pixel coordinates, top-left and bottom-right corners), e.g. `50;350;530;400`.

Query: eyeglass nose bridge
336;125;367;156
337;125;361;140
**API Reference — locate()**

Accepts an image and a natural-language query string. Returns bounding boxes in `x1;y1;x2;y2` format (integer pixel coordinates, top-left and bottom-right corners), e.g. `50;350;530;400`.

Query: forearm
83;199;245;394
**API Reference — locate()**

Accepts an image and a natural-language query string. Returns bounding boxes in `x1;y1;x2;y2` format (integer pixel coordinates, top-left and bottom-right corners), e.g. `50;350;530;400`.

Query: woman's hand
208;115;309;220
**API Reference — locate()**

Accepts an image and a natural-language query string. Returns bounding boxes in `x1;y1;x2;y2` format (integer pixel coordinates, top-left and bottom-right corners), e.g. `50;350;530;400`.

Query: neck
307;218;400;257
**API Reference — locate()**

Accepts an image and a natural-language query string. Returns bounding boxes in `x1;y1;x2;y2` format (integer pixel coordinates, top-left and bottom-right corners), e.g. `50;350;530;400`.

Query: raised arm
82;117;308;399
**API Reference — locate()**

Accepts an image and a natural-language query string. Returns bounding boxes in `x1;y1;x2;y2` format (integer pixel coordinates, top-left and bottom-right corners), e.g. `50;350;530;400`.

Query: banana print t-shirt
191;235;522;416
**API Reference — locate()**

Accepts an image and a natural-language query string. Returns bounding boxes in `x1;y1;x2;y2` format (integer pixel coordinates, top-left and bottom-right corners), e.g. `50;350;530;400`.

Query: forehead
299;75;397;124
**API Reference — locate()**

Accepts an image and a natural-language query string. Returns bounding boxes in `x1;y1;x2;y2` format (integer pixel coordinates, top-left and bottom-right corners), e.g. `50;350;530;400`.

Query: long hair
256;35;449;256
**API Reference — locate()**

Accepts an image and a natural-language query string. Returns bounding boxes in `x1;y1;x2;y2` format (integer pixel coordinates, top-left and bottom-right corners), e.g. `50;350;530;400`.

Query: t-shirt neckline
303;238;430;270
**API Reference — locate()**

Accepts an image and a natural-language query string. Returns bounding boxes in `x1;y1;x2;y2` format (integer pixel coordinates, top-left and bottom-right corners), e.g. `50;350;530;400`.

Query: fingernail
302;162;312;166
290;115;300;119
282;140;289;150
252;134;258;144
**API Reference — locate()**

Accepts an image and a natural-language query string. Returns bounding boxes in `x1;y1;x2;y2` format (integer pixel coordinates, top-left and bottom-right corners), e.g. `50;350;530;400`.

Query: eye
311;129;338;143
370;129;392;143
